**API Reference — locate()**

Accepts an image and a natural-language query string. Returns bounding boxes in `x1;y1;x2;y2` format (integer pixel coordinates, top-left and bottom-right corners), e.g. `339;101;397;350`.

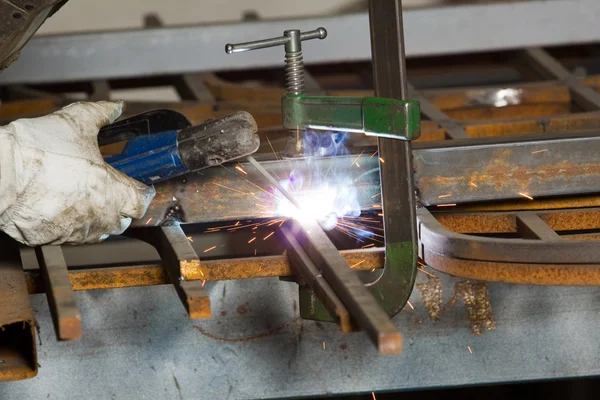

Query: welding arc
247;155;401;354
247;156;303;211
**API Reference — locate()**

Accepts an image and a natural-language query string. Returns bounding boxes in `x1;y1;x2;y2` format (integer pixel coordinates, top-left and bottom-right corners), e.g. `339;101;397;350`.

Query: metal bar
34;245;82;341
141;13;215;104
418;208;600;264
413;131;600;206
250;154;400;351
125;226;211;319
129;130;600;227
516;212;562;241
24;249;385;293
0;235;37;382
3;0;600;84
422;247;600;285
279;228;352;333
520;48;600;111
287;218;402;354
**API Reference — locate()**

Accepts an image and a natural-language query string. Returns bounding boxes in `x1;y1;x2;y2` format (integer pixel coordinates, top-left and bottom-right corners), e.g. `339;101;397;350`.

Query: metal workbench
1;275;599;399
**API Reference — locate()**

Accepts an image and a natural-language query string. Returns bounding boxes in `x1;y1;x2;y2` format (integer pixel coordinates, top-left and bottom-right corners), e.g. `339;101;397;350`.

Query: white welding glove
0;101;155;246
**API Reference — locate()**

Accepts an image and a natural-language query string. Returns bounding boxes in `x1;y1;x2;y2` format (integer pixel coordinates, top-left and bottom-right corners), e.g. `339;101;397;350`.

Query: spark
531;149;548;154
322;341;326;350
371;268;376;272
371;193;381;199
234;221;241;226
438;193;452;198
372;392;377;400
248;237;256;244
351;150;365;166
518;192;534;200
204;246;216;253
235;165;248;175
379;157;385;163
437;203;457;207
350;260;366;269
470;182;478;188
362;243;375;248
200;270;205;277
187;236;193;242
356;162;361;168
407;300;414;310
254;249;257;256
467;345;473;354
145;217;152;225
202;280;206;287
279;219;285;227
370;150;378;158
211;182;254;196
418;267;436;277
377;213;383;217
264;232;274;240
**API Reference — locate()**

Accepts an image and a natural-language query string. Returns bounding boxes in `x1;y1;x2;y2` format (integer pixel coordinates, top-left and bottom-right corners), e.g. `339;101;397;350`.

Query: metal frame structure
3;0;600;396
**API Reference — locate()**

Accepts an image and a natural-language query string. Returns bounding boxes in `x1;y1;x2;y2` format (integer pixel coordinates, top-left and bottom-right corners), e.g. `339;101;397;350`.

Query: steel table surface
1;273;599;399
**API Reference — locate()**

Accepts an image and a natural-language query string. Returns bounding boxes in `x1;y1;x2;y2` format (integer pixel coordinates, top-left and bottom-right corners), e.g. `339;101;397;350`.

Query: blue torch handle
104;130;188;185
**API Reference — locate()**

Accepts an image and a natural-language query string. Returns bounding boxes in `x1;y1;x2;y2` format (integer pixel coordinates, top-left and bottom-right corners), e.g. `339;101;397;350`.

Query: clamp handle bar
225;27;327;54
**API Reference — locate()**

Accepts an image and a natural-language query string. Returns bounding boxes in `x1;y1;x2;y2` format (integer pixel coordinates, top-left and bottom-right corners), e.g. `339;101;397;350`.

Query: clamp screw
226;28;327;95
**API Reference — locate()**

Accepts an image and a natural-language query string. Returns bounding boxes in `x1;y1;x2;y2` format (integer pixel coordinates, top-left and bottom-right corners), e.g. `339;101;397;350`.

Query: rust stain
192;317;300;342
236;302;250;315
416;276;442;321
415;276;495;335
435;208;600;234
447;281;496;335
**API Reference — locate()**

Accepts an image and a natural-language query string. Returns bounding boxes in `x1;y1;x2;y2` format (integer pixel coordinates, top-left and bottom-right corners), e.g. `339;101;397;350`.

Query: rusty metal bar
413;130;600;206
520;48;600;110
279;228;352;333
0;235;37;382
35;246;82;341
516;212;562;241
419;208;600;264
286;218;402;354
126;226;211;319
24;249;385;294
248;155;400;352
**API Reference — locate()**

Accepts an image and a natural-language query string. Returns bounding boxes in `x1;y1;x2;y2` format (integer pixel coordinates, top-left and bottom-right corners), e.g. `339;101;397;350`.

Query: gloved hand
0;101;155;246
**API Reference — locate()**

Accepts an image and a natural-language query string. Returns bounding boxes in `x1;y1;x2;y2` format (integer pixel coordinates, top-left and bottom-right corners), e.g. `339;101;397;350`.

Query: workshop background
3;0;600;399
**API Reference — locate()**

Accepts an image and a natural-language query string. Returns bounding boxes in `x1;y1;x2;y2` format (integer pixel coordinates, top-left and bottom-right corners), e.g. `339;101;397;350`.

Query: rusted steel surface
446;195;600;212
280;228;353;333
419;207;600;264
414;131;600;205
0;237;37;382
284;217;402;355
35;246;82;341
435;207;600;234
24;250;384;294
126;226;211;319
423;249;600;286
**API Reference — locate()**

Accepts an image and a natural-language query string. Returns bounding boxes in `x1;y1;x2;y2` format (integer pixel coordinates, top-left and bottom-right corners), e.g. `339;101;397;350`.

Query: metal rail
2;0;600;84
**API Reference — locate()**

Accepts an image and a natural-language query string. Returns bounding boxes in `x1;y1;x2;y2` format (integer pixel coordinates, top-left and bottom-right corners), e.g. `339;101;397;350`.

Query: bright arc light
277;183;360;230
